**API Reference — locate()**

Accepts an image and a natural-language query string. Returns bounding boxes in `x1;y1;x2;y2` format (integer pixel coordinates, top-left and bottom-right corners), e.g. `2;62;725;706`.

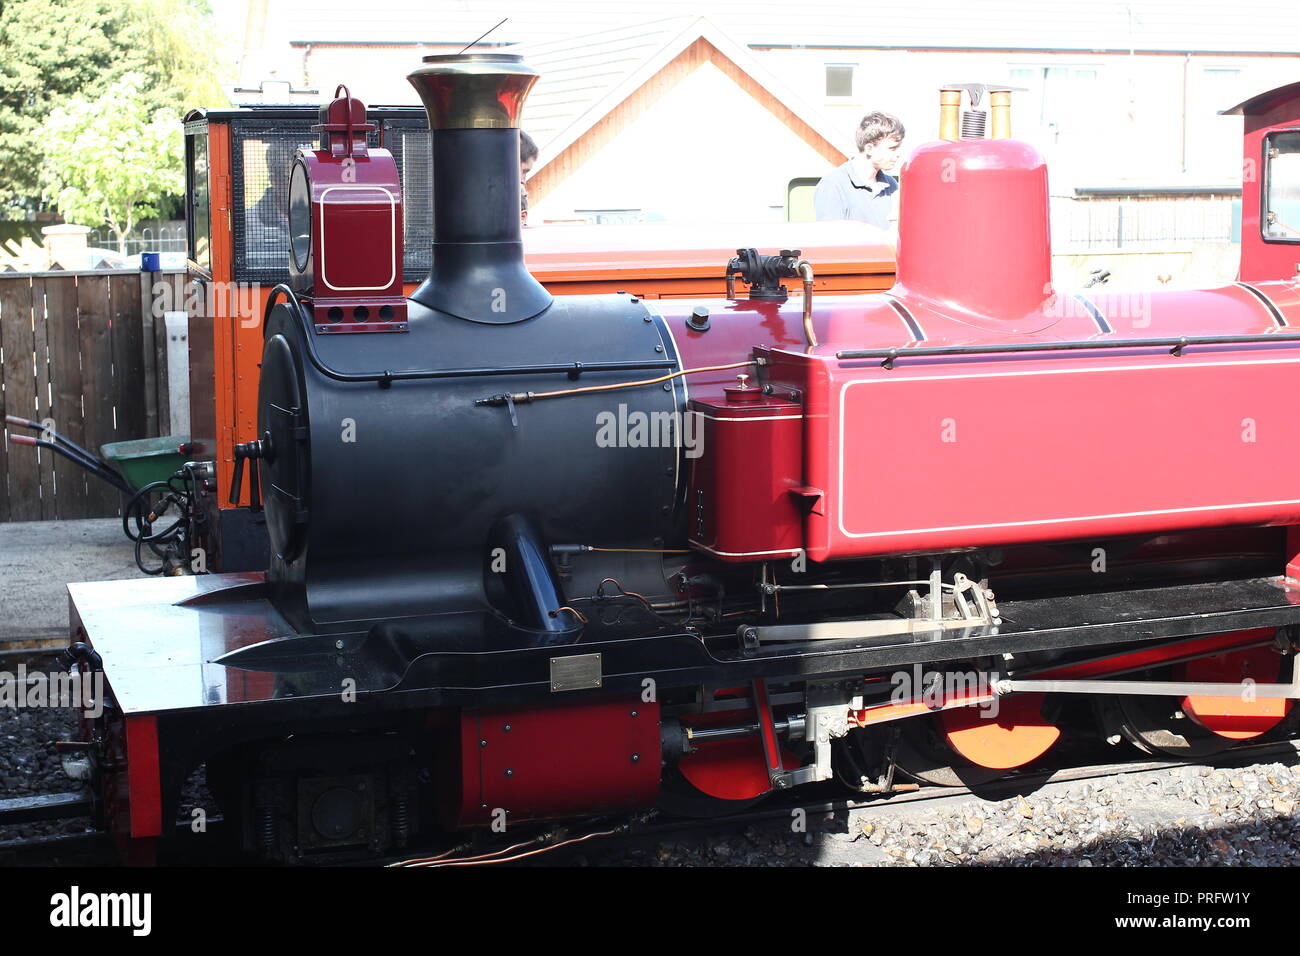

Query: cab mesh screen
230;115;431;285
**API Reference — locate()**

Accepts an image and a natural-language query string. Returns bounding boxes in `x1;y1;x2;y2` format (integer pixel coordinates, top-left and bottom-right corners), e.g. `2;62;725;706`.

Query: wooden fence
0;269;188;521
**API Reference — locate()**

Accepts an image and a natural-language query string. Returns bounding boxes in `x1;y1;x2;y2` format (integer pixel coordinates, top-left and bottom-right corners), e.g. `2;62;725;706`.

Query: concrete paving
0;519;140;642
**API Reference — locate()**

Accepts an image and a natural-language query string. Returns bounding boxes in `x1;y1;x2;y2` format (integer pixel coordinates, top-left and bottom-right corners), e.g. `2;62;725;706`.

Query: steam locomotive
67;54;1300;863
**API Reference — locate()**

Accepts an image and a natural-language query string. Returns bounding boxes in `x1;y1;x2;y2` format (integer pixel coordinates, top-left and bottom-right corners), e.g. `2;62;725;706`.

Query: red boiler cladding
678;101;1300;564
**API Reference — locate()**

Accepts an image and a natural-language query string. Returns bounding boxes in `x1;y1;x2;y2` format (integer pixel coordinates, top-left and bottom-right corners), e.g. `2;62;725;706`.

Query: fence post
110;274;146;449
0;280;13;522
44;275;88;519
165;312;191;436
0;277;43;520
30;277;56;518
140;271;160;439
77;273;119;516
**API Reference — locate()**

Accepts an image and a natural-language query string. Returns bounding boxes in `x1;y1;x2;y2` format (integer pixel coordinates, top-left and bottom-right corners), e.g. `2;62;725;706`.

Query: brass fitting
939;89;962;142
990;90;1013;139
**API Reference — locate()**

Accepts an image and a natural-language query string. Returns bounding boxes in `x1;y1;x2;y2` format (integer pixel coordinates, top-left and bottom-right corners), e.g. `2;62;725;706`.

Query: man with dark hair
519;130;538;225
813;112;905;228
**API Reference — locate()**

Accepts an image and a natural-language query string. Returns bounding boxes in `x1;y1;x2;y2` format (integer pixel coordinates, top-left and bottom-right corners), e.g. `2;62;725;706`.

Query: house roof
510;18;696;152
512;16;852;171
268;0;1300;55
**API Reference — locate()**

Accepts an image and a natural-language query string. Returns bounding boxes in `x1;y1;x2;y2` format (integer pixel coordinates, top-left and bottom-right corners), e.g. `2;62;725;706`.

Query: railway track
383;735;1300;867
505;736;1300;867
4;736;1297;866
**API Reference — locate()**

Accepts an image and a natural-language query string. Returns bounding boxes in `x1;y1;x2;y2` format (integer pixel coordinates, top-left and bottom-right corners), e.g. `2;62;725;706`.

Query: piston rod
685;714;806;745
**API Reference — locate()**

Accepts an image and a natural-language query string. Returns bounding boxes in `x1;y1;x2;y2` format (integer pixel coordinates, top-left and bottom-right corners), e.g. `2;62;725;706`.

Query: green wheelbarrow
6;416;199;574
6;414;191;495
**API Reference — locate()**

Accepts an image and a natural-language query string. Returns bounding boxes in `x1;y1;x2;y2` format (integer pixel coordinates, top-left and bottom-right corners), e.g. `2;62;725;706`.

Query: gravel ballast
564;754;1300;867
0;702;91;846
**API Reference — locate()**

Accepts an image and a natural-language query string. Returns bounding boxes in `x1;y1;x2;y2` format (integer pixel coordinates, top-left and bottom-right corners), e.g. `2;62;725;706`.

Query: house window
1203;68;1246;114
1009;65;1099;127
1203;67;1242;85
825;64;855;98
787;178;821;222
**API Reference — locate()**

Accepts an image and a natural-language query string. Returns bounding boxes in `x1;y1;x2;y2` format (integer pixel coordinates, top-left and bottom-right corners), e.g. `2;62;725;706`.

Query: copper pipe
485;361;756;404
586;547;691;554
939;89;962;142
990;90;1012;139
798;260;817;348
405;827;620;867
550;605;589;625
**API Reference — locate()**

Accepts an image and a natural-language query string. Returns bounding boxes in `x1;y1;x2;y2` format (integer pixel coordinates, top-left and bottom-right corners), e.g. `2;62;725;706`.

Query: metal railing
1052;198;1237;252
89;221;187;256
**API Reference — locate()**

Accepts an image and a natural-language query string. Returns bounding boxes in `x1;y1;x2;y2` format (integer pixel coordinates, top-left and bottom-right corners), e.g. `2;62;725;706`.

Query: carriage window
1264;131;1300;241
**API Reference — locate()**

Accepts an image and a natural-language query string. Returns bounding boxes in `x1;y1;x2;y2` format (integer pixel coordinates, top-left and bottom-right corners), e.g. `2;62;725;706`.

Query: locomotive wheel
894;695;1060;787
1099;693;1234;758
660;737;803;817
656;764;768;819
1179;647;1292;740
893;722;1004;788
1100;650;1292;757
940;693;1061;769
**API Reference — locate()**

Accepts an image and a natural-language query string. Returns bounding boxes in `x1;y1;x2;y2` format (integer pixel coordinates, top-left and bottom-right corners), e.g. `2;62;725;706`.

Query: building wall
299;44;461;104
750;48;1300;188
262;34;1300;230
530;59;835;223
288;42;1300;204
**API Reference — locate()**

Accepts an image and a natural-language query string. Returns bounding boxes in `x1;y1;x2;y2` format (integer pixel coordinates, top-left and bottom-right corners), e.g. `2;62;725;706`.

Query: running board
78;572;1300;715
733;575;1300;668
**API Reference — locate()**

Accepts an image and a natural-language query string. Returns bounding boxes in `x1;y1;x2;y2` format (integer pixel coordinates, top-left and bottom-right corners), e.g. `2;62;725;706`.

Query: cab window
1264;130;1300;241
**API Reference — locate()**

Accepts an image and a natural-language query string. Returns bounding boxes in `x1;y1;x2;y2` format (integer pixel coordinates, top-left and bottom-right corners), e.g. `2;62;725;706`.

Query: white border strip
319;185;397;292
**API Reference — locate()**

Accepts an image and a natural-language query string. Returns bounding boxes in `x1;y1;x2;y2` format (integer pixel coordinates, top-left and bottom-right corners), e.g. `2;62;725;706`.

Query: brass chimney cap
407;53;539;130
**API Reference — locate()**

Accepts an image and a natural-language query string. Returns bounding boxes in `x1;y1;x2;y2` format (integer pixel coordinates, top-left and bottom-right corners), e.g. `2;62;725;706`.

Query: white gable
531;59;837;223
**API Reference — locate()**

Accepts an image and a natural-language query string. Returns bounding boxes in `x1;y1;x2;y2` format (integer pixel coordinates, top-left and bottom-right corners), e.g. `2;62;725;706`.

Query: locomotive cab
1223;79;1300;280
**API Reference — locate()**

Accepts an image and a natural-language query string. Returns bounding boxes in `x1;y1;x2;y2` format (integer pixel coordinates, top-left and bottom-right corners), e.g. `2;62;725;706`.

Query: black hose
121;469;200;574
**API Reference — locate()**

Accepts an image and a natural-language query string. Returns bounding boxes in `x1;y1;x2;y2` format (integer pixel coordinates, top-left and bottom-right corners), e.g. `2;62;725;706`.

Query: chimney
406;53;553;325
41;224;92;270
893;86;1051;327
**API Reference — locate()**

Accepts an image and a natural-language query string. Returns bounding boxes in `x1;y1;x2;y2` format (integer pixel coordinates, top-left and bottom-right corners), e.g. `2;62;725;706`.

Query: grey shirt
813;159;898;229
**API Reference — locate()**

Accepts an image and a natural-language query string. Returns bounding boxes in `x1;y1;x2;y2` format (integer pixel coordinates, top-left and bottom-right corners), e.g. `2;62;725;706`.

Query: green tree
0;0;230;215
38;73;185;253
